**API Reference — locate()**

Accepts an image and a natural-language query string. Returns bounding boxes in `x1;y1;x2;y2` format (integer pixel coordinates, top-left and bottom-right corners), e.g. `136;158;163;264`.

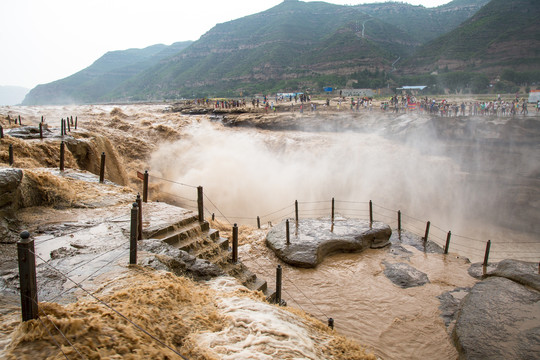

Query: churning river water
2;104;539;359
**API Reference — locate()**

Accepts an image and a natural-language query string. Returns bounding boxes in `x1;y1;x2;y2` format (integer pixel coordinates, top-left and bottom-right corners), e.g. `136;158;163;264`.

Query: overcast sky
1;0;452;89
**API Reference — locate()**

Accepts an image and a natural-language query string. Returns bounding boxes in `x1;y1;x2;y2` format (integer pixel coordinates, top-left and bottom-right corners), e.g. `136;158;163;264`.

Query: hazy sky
1;0;452;89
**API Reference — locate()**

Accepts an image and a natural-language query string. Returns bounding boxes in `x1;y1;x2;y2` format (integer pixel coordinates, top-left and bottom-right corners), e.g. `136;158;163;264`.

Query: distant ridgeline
23;0;540;104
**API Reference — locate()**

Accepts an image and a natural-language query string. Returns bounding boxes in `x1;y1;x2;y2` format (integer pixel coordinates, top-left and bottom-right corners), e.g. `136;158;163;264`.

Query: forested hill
404;0;540;73
23;0;506;104
354;0;489;44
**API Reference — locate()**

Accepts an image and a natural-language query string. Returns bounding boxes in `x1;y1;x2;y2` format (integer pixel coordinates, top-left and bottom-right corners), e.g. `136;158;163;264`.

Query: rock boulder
452;260;540;359
266;218;391;268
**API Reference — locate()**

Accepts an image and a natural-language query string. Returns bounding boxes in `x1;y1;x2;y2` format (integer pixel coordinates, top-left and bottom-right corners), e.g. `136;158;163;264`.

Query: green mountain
23;41;193;105
404;0;540;73
110;0;417;100
354;0;489;44
23;0;501;103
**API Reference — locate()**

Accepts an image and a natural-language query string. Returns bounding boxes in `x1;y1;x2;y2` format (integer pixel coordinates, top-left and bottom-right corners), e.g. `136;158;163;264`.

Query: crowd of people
378;94;536;117
187;94;538;116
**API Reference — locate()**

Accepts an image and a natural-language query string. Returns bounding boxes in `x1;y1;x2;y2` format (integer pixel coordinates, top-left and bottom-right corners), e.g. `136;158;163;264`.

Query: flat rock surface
266;217;391;268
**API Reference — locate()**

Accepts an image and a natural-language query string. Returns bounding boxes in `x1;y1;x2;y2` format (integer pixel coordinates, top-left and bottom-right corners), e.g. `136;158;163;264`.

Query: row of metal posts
4;143;107;184
16;174;496;327
18;190;144;322
251;198;493;267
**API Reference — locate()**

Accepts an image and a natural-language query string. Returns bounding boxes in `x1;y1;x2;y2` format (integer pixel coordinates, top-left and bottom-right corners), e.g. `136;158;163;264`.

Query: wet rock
467;262;498;279
140;240;223;280
437;287;471;327
266;218;391;268
452;276;540;360
5;126;49;139
383;261;430;288
0;168;23;209
488;259;540;291
390;229;444;254
50;246;80;259
388;243;414;259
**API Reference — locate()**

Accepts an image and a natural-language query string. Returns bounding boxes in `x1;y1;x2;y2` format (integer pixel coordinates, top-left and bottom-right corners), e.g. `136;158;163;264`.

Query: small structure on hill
396;86;427;95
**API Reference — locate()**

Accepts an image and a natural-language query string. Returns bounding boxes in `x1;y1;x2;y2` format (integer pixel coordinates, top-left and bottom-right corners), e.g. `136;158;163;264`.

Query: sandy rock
266;218;391;268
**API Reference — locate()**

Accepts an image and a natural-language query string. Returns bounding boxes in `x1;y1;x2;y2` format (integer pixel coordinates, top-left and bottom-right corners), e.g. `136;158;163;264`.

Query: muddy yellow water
238;230;477;360
1;267;375;360
1;104;538;359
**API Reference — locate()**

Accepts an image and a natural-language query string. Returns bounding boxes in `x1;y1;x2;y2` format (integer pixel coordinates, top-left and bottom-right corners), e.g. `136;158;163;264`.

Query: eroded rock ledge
266;218;391;268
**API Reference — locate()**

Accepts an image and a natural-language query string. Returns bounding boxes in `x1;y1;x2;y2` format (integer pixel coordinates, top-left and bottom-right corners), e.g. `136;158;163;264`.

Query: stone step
158;222;205;247
246;277;268;293
205;250;231;268
207;228;220;241
145;214;200;239
216;236;229;250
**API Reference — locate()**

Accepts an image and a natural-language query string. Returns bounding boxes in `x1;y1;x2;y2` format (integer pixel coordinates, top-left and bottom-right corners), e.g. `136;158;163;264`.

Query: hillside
355;0;489;44
22;0;496;103
404;0;540;73
109;0;415;100
22;41;193;105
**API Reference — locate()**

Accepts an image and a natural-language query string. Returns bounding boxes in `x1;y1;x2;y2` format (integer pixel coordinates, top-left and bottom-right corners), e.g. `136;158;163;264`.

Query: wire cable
29;250;189;360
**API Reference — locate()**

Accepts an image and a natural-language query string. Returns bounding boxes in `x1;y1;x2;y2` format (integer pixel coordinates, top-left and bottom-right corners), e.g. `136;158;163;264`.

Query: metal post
275;265;282;305
63;119;67;135
61;119;64;138
197;186;204;222
41;116;44;123
257;216;261;229
483;240;491;267
67;118;71;132
444;231;452;254
423;221;431;242
295;200;299;225
286;219;290;245
18;115;21;126
331;197;335;223
39;123;43;139
142;170;149;202
0;125;3;138
232;224;238;263
59;141;65;171
212;213;215;221
75;116;78;129
328;318;334;329
99;152;106;183
397;210;401;232
70;116;73;126
17;231;38;321
129;202;138;265
369;200;373;224
8;144;13;166
136;193;143;240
